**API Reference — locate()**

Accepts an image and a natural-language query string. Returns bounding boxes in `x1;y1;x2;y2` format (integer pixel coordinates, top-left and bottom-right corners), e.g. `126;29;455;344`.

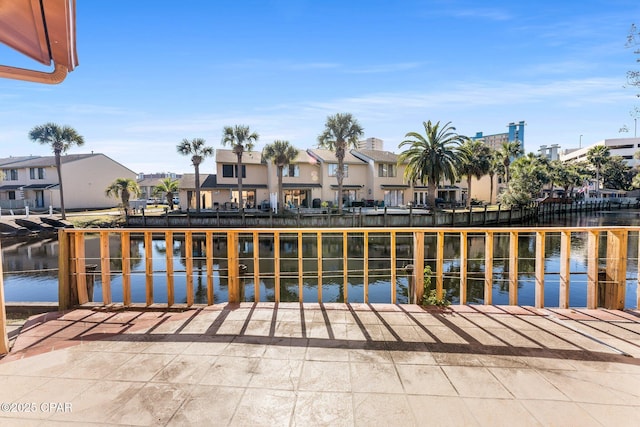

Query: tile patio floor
1;303;639;426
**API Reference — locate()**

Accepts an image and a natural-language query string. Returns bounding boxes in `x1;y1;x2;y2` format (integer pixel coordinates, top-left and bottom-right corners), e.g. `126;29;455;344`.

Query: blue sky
1;0;639;175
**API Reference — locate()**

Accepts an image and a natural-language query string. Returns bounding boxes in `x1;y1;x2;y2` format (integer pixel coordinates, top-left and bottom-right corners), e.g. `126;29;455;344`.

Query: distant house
208;149;269;210
351;149;409;207
307;149;368;207
137;172;182;202
177;173;212;210
0;153;137;211
264;150;322;209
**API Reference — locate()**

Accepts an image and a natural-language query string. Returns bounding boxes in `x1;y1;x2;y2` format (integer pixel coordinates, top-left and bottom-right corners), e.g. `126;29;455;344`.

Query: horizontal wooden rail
57;227;640;311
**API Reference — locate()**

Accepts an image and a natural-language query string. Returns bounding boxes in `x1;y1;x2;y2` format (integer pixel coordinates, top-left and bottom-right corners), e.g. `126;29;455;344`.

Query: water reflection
2;209;639;307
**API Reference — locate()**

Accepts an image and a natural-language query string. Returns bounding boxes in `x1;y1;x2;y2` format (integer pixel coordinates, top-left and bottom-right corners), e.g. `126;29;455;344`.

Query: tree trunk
489;173;495;204
54;151;66;220
466;175;472;209
277;165;283;213
122;189;130;210
337;158;344;214
195;163;201;212
428;180;437;209
237;153;244;211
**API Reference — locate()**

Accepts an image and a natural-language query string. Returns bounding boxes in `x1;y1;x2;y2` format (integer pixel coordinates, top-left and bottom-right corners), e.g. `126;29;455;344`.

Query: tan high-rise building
358;137;384;151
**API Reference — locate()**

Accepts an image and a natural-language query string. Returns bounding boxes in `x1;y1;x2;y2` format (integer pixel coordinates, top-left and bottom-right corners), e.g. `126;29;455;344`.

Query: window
222;164;246;178
328;164;348;177
283;165;299;177
222;165;234;177
4;169;18;180
8;191;15;200
29;167;45;179
378;163;396;177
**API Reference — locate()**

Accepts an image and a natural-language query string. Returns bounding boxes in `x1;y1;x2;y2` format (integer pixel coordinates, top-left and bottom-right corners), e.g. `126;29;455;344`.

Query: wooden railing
57;227;640;311
1;241;9;354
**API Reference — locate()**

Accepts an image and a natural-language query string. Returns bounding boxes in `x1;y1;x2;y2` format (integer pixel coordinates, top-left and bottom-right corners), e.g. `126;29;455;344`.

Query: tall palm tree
222;125;259;211
105;178;141;211
262;140;299;213
499;140;523;184
153;177;180;209
487;148;502;204
28;123;85;219
177;138;214;212
586;145;611;198
317;113;364;213
458;139;491;209
398;120;464;209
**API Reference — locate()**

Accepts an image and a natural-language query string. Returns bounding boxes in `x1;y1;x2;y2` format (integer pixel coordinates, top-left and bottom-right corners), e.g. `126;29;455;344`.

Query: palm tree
262;140;299;213
105;178;141;212
487;148;502;204
398;120;464;209
177;138;214;212
153;177;180;209
499;140;523;184
317;113;364;213
28;123;85;219
586;145;611;198
458;139;491;209
222;125;259;211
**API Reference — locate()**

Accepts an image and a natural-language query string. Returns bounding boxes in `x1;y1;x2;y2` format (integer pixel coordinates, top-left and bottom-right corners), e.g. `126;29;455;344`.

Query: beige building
177;141;492;211
180;149;269;210
177;174;212;210
137;172;181;202
307;149;369;207
264;150;322;209
351;149;408;207
0;154;137;211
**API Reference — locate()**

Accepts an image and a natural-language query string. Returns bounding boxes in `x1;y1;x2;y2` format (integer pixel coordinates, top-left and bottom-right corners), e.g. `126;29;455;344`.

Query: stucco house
0;153;137;211
351;149;409;207
307;149;369;207
264;150;322;209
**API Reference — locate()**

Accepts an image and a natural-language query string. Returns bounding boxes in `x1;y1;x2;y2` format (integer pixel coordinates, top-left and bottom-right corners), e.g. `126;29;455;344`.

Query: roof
0;156;42;167
201;174;217;188
137;176;181;187
307;149;367;165
0;153;127;170
352;149;401;163
0;185;23;190
282;183;322;188
215;149;263;165
330;184;364;189
380;184;410;189
199;174;269;189
291;150;318;164
0;0;78;84
23;183;58;189
179;174;210;189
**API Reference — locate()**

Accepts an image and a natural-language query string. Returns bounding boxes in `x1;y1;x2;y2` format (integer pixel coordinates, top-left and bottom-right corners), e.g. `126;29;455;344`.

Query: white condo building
559;137;640;167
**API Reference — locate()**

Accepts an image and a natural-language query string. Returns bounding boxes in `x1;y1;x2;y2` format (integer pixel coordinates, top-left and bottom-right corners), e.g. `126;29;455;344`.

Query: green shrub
421;265;450;307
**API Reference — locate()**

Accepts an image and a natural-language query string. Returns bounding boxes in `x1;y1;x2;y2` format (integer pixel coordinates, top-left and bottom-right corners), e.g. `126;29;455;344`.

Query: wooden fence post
58;229;73;310
414;231;425;304
604;230;628;309
0;240;9;355
227;231;240;303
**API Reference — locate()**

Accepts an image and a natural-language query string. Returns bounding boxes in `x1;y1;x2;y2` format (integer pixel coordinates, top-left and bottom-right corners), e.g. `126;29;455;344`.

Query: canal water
2;209;639;308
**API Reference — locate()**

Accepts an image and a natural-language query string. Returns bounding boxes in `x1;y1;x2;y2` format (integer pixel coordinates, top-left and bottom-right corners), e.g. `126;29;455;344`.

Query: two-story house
307;149;368;207
0;153;137;210
201;149;269;209
351;149;409;207
137;172;182;202
264;150;322;209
